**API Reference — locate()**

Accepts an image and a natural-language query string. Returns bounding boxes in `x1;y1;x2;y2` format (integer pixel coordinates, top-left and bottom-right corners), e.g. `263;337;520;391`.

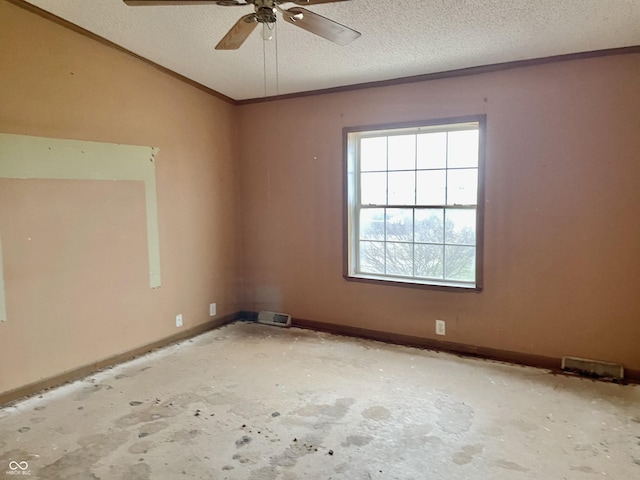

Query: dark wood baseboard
292;317;640;384
3;312;636;406
0;312;240;406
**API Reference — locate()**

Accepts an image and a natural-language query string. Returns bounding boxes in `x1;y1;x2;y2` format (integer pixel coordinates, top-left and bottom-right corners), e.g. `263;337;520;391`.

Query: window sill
344;273;482;292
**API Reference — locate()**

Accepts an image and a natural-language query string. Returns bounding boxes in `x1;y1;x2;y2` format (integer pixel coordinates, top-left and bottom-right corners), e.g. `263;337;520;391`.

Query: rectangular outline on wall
0;133;161;322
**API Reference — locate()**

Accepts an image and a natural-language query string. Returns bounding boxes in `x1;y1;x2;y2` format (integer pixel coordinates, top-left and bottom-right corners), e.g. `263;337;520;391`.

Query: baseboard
0;312;241;406
291;317;640;384
4;312;635;406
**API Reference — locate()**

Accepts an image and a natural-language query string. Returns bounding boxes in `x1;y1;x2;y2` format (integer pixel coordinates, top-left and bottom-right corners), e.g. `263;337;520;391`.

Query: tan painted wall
0;2;242;394
1;1;639;397
237;54;640;371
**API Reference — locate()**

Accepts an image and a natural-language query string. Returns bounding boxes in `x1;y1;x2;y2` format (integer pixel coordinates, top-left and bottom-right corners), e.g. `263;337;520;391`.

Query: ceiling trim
7;0;238;105
237;45;640;105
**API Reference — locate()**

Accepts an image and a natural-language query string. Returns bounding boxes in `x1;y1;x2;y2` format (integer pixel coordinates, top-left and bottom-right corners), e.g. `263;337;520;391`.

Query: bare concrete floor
1;322;639;479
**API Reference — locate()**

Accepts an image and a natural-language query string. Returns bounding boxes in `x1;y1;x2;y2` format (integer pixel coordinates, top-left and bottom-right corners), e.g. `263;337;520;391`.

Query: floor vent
257;311;292;327
561;356;624;380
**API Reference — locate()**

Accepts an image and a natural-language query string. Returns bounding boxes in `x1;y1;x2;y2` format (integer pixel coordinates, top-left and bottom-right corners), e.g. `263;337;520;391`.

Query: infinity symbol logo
8;461;28;471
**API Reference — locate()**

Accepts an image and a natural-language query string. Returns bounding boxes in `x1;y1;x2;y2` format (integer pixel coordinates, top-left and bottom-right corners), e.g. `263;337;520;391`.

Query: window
344;116;485;290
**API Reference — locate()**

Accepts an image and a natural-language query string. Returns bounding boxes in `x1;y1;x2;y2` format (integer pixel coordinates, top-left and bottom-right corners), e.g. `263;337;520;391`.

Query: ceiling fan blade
124;1;222;5
283;7;360;46
289;0;350;4
215;14;258;50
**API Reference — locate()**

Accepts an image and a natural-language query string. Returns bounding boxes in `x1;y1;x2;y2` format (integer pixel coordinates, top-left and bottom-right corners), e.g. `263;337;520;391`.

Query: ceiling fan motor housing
256;6;277;23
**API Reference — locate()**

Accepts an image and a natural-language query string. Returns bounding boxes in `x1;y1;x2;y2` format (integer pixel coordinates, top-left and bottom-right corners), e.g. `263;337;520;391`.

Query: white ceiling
24;0;640;101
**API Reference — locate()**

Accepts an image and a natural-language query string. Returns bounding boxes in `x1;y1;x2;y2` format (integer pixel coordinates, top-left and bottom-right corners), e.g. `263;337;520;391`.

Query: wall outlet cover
176;314;183;327
209;303;216;317
435;319;446;336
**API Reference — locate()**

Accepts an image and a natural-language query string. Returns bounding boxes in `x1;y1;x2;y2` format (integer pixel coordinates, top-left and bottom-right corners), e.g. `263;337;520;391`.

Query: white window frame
343;116;486;290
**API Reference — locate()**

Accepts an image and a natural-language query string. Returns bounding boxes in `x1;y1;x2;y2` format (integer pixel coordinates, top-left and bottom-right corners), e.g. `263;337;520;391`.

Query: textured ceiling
23;0;640;101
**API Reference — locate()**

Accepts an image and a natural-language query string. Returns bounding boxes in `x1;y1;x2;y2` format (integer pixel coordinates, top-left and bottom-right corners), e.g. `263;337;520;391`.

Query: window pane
359;241;385;274
417;132;446;169
359;208;385;240
360;172;386;205
415;244;444;279
447;130;479;168
445;245;475;282
415;209;444;243
445;209;476;245
388;135;415;171
360;137;387;171
386;242;413;276
388;171;416;205
416;170;446;205
386;209;413;242
447;169;478;205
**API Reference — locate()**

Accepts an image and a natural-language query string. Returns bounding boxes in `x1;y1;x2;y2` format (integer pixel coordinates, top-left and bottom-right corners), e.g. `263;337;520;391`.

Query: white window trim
343;116;486;291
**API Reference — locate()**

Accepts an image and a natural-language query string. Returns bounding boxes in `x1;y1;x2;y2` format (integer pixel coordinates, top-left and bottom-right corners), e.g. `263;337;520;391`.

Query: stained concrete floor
1;322;639;480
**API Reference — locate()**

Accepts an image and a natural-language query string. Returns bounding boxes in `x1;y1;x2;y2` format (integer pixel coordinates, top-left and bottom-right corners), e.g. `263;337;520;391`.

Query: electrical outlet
176;314;183;328
209;303;216;317
435;319;446;336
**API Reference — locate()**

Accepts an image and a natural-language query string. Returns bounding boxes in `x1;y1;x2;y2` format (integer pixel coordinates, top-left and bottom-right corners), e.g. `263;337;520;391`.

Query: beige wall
0;1;242;394
1;1;639;397
237;54;640;372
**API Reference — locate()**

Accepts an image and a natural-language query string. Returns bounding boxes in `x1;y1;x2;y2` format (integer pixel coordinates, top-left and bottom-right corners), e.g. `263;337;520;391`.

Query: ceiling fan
123;0;361;50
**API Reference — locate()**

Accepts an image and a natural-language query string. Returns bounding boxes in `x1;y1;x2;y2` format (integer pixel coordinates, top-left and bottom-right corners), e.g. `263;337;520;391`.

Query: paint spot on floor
232;453;257;465
362;406;391;421
574;444;599;456
74;384;113;401
130;401;143;406
495;459;529;472
270;435;324;468
30;417;46;424
17;427;30;433
436;399;474;434
34;406;46;411
341;435;372;447
137;421;168;438
128;441;154;454
571;465;597;473
124;462;151;480
115;405;180;427
236;435;252;447
452;444;484;465
168;428;201;444
296;398;355;419
247;465;278;480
